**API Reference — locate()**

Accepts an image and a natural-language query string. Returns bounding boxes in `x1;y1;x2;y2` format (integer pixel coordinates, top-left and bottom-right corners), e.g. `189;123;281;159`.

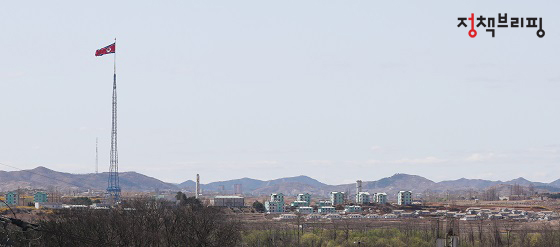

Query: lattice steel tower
107;57;121;203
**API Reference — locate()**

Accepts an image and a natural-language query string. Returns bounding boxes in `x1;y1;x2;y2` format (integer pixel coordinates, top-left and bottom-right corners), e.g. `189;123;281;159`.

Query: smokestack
356;180;362;195
196;174;200;199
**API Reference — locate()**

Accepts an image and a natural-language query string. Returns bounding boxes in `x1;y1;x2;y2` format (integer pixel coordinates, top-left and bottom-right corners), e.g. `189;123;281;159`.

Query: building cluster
455;207;560;222
263;183;413;214
3;191;48;206
275;207;560;222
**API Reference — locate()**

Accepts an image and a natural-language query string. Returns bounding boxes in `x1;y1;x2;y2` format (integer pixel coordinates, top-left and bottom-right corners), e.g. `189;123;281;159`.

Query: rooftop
214;196;244;199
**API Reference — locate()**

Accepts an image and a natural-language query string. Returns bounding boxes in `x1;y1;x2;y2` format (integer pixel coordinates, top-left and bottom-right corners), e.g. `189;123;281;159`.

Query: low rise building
384;214;398;219
435;210;448;216
325;214;342;219
296;206;313;214
344;205;362;213
401;212;415;218
347;214;363;219
392;210;405;215
35;202;62;209
318;206;336;214
279;214;298;220
211;196;244;207
290;200;309;207
461;215;481;221
366;214;382;219
307;214;322;220
415;210;431;216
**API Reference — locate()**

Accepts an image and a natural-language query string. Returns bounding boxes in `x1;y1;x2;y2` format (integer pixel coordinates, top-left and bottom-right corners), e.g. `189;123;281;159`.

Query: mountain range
0;166;177;192
3;167;560;197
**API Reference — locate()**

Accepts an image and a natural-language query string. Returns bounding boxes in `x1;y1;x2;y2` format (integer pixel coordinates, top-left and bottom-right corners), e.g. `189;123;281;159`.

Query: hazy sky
1;1;559;185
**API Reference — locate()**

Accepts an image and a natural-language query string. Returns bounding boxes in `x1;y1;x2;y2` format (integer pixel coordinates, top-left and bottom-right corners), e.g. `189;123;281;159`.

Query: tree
253;201;265;213
182;196;202;208
69;197;92;205
36;198;242;246
176;191;187;201
176;192;202;207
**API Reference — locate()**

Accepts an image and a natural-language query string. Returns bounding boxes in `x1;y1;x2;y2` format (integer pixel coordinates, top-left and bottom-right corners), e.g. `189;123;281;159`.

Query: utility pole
95;137;98;174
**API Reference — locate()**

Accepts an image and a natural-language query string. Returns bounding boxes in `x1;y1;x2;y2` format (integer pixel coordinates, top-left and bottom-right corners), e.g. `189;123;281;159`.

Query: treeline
241;219;560;247
2;198;560;246
0;197;241;246
243;228;434;247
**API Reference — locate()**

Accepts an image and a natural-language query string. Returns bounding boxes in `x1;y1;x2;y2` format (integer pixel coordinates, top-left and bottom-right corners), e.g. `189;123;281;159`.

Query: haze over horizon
1;1;559;185
2;165;559;187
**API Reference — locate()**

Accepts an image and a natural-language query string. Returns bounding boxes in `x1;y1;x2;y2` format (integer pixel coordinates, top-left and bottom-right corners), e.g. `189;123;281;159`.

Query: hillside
179;173;560;198
4;167;560;197
0;166;178;192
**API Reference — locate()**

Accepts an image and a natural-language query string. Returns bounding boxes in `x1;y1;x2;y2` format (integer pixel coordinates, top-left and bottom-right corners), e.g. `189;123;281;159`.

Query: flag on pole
95;43;116;56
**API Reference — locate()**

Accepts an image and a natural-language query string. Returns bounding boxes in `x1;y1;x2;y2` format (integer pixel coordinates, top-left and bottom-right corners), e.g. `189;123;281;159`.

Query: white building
318;206;337;214
297;193;311;205
307;214;322;220
325;214;342;219
270;193;284;203
330;192;345;206
374;193;387;204
347;214;364;219
297;206;314;214
265;193;285;213
265;201;284;213
35;202;63;209
397;191;412;205
279;214;298;220
344;205;362;213
356;192;371;205
461;215;481;221
384;214;398;219
290;201;309;207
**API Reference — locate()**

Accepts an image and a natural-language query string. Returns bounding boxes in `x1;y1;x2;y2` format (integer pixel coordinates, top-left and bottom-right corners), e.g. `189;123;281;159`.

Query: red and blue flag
95;43;116;56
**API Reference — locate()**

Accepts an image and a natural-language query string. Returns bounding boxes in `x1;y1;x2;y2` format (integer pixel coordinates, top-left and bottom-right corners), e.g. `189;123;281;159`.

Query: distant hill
178;180;196;189
179;173;560;198
549;179;560;188
178;176;329;196
4;167;560;197
204;178;267;191
434;178;501;191
327;174;437;198
0;166;178;192
264;175;327;188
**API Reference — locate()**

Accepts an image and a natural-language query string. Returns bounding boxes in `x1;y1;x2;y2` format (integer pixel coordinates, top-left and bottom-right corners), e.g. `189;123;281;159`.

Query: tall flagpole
114;38;116;75
107;38;121;203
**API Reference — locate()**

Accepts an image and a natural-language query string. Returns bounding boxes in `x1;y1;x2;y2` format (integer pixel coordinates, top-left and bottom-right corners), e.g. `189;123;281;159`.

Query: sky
1;1;559;185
